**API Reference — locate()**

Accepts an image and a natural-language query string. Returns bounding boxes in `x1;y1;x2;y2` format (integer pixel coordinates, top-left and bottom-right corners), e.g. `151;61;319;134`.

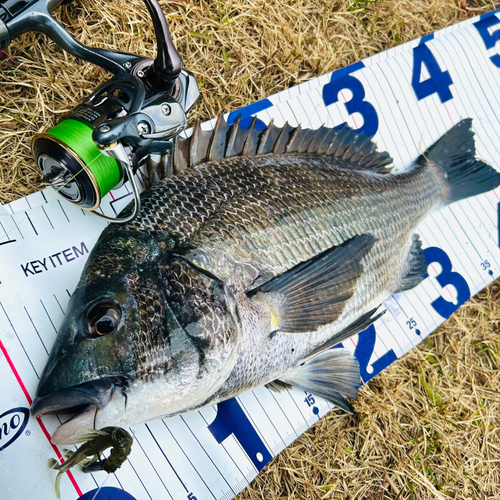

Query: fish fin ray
305;307;385;358
396;234;428;293
272;122;295;154
279;348;360;414
418;118;500;203
172;135;190;173
247;234;376;333
189;117;213;166
242;117;262;156
208;114;232;161
173;115;393;173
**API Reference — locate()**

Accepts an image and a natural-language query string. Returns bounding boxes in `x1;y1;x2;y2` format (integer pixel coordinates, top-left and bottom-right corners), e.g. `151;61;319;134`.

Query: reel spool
33;118;123;211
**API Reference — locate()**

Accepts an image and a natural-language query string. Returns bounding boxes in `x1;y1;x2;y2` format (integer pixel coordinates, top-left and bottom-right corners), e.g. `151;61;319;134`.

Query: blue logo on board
0;407;29;451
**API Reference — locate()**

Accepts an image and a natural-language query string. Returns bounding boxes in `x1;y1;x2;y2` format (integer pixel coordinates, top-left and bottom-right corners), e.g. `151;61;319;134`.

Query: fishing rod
0;0;199;222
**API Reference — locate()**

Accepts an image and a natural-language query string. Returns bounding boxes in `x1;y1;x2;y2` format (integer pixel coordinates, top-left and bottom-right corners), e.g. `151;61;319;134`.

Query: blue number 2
473;15;500;68
412;43;453;103
322;64;379;137
208;398;272;471
354;325;397;383
335;324;397;383
423;247;470;318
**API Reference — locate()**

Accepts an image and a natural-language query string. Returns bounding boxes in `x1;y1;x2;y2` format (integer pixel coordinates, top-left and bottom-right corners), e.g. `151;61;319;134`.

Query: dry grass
1;0;500;498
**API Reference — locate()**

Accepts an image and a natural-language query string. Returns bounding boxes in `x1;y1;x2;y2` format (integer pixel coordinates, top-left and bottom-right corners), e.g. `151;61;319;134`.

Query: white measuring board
2;8;500;500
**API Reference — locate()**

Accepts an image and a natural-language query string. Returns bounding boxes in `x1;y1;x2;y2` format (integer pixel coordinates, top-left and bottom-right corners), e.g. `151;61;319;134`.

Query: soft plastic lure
48;426;133;499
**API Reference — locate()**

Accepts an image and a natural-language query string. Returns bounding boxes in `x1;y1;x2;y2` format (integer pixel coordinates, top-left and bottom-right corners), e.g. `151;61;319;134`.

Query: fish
31;116;500;445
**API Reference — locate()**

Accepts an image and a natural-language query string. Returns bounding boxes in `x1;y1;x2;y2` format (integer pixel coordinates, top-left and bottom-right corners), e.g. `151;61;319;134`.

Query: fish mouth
31;377;126;445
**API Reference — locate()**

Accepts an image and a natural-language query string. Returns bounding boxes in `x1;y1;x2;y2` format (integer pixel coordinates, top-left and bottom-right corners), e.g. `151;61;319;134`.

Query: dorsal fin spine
226;114;241;157
272;121;290;154
256;118;273;155
175;115;393;173
189;117;202;165
285;125;302;153
242;117;259;156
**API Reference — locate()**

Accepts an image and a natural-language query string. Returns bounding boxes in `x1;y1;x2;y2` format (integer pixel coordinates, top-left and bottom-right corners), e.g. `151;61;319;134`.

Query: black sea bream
31;117;500;444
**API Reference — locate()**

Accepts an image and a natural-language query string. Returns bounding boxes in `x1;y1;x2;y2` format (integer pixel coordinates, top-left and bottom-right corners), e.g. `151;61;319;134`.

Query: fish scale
132;156;438;296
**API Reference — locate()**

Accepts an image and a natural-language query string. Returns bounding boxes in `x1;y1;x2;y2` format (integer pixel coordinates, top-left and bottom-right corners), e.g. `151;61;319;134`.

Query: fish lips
31;376;123;419
31;377;129;444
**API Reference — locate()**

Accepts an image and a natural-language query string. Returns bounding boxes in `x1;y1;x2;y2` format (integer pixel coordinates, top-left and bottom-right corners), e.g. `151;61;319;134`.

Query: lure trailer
0;0;199;222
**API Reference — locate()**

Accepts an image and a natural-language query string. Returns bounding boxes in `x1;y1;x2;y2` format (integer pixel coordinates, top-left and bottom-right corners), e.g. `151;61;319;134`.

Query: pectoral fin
247;234;376;333
278;348;360;414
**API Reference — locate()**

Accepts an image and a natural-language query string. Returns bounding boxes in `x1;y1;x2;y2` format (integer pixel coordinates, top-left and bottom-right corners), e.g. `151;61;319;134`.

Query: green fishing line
47;118;121;197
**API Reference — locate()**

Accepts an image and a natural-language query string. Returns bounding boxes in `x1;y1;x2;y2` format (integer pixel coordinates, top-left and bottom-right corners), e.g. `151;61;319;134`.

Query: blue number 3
423;247;471;318
322;66;379;137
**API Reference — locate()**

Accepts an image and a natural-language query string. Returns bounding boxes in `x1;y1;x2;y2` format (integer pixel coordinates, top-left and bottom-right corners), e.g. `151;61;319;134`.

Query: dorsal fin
172;114;394;173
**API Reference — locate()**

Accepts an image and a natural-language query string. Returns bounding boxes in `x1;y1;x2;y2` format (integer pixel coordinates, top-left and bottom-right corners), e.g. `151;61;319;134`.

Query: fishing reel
1;0;199;222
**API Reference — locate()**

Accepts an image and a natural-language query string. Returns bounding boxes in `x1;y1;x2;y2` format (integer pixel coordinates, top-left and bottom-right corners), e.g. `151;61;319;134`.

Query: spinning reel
0;0;199;222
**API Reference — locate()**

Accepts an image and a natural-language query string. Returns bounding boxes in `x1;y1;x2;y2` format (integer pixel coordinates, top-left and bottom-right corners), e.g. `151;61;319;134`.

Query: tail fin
417;118;500;203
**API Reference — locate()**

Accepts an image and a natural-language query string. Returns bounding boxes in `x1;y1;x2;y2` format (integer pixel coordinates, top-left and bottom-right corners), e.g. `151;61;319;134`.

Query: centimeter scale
2;8;500;500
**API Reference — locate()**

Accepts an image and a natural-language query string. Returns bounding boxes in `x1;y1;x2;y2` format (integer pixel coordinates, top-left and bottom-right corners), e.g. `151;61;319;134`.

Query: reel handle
142;0;182;93
0;0;141;72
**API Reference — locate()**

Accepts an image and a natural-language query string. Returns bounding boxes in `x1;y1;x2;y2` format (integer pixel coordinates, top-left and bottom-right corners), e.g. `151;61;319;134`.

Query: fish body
31;117;500;444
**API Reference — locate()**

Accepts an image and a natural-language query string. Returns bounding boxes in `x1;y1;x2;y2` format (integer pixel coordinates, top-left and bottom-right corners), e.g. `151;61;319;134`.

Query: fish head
31;231;241;444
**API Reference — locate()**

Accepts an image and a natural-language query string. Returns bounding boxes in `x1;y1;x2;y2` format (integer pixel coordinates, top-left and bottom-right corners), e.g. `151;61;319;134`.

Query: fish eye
86;302;121;337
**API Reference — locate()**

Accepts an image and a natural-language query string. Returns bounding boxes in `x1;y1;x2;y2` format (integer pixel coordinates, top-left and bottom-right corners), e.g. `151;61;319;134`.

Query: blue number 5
322;64;379;137
473;15;500;68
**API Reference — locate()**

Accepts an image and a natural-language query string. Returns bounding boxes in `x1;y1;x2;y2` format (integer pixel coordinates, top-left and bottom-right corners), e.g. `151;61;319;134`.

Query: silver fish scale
127;161;270;243
128;153;442;298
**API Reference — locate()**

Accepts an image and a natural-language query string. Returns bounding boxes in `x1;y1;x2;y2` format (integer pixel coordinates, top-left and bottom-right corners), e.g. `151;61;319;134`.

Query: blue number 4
412;43;453;103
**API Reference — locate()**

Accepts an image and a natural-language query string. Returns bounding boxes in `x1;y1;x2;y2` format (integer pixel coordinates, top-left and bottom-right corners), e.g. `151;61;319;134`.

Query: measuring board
2;8;500;500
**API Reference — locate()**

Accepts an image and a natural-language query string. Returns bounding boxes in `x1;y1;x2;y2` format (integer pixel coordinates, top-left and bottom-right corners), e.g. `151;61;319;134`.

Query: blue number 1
412;43;453;103
208;398;272;471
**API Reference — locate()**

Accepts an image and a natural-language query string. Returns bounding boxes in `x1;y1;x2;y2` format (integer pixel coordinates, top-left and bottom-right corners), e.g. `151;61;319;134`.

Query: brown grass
1;0;500;498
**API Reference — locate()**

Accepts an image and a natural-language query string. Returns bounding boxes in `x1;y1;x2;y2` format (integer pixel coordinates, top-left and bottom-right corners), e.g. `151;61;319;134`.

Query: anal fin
396;234;428;293
279;348;360;414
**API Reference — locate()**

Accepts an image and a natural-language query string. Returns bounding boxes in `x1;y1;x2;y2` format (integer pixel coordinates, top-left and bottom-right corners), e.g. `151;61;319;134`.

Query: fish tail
417;118;500;204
